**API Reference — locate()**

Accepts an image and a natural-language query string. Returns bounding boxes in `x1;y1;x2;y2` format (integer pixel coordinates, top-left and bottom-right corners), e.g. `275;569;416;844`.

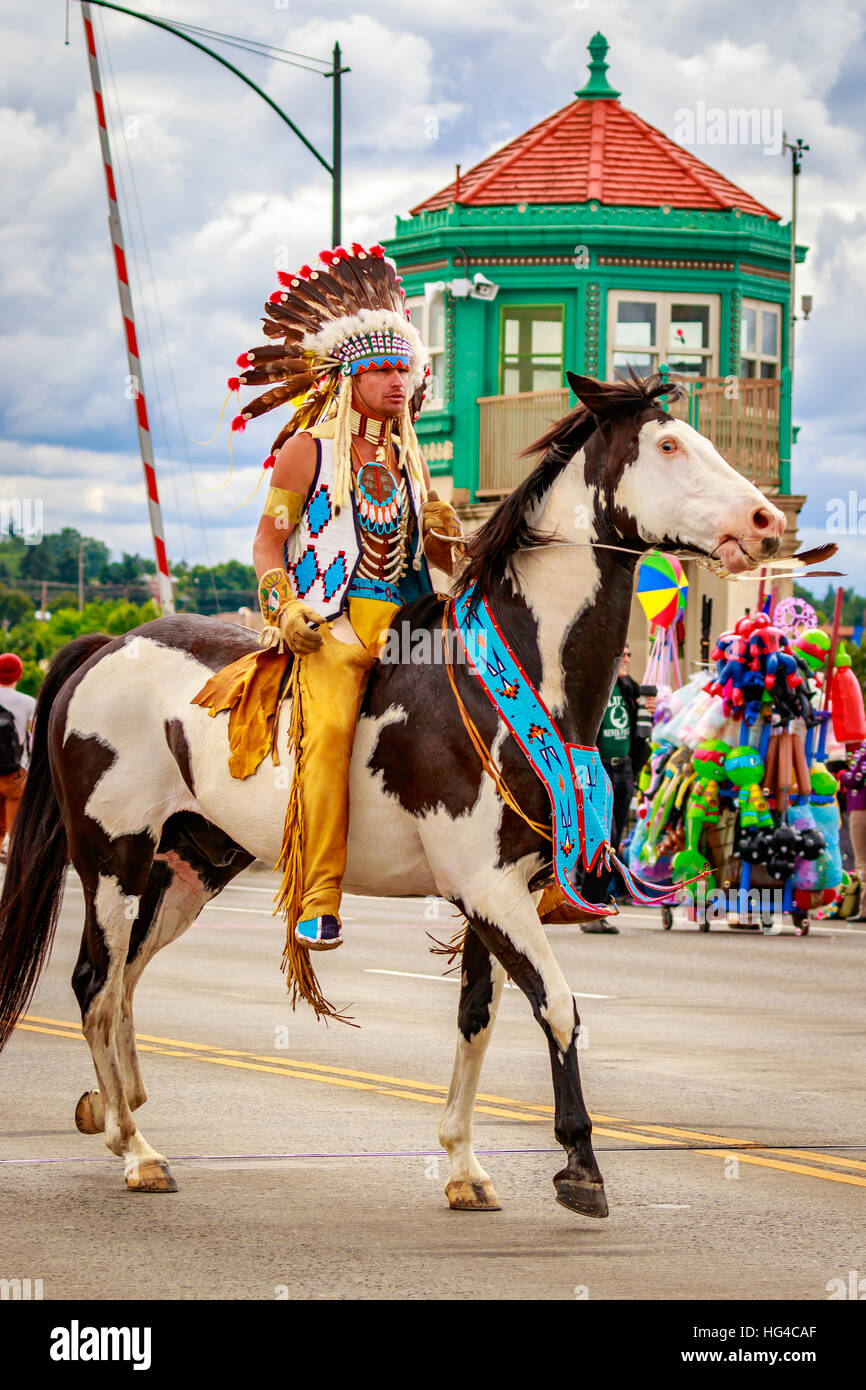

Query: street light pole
326;42;350;246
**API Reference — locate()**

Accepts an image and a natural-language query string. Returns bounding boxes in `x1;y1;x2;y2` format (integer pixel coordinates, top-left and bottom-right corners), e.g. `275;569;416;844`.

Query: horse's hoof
74;1090;105;1135
553;1173;609;1218
445;1178;501;1211
125;1159;178;1193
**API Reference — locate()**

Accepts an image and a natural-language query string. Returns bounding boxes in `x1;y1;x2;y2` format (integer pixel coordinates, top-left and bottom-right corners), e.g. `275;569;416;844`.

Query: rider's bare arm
252;432;317;581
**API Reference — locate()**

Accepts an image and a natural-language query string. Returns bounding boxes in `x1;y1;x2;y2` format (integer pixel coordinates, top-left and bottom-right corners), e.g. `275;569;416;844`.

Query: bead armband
262;488;305;530
258;567;292;625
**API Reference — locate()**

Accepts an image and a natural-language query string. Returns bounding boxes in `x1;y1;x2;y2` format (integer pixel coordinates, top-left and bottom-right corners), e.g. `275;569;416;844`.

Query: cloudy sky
2;0;864;594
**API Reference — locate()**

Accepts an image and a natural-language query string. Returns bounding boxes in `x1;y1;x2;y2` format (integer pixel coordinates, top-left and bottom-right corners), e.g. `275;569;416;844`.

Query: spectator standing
0;654;36;861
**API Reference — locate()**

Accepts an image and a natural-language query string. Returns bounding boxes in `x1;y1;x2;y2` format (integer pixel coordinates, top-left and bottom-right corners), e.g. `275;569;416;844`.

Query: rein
428;526;727;572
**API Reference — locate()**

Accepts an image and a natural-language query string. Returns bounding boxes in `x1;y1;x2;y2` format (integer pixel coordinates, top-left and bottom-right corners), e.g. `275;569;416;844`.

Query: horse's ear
566;372;609;415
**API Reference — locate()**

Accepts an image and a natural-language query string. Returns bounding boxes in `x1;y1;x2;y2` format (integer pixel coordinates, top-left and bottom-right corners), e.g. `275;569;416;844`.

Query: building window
405;293;445;410
608;291;719;379
499;305;564;394
740;300;781;379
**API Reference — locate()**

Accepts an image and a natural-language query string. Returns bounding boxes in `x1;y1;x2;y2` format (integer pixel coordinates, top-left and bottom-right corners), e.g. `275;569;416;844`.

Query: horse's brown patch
165;718;195;795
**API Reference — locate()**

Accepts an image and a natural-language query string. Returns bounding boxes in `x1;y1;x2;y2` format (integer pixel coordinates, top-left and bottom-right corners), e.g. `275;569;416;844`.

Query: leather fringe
273;657;354;1026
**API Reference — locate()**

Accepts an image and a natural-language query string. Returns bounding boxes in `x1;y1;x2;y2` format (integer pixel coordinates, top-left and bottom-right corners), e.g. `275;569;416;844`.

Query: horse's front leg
439;927;506;1212
459;877;608;1219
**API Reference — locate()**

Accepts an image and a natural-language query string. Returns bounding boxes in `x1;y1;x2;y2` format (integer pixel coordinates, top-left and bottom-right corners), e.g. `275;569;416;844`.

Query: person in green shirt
582;645;655;935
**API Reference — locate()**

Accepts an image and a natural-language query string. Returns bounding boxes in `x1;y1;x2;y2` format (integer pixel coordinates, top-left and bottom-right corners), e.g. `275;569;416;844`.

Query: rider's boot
293;625;378;951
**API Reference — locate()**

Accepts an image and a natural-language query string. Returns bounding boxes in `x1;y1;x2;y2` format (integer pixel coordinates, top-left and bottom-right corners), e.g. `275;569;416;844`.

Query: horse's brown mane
454;371;684;604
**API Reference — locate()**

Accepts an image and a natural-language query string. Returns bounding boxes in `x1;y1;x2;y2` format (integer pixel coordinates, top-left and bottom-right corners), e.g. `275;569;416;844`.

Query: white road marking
366;968;460;984
365;968;611;998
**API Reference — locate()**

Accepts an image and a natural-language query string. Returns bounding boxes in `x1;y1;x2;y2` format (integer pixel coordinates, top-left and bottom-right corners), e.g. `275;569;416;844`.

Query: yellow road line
692;1148;866;1189
18;1017;866;1189
601;1119;866;1175
17;1025;543;1124
21;1014;628;1123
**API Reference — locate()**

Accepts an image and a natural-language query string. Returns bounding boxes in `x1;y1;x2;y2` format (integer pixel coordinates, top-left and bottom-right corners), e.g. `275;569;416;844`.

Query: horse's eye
659;438;677;453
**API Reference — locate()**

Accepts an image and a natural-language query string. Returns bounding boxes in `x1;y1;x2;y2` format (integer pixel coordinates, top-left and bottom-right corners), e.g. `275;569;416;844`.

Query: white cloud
1;0;864;588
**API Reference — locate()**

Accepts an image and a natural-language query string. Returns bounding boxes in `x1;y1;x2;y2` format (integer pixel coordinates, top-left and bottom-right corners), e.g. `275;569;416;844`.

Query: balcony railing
476;377;781;497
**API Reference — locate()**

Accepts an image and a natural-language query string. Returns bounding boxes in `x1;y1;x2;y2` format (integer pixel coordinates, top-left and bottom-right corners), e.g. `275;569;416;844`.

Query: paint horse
0;373;784;1215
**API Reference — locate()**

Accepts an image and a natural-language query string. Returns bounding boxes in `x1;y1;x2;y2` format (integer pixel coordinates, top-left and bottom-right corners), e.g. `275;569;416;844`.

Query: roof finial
576;32;621;101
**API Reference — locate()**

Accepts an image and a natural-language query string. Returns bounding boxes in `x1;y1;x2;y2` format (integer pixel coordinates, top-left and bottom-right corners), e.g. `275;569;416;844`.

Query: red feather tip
297;264;312;278
230;415;247;433
395;275;403;283
235;352;251;367
333;246;348;259
268;290;282;303
319;249;336;265
424;365;432;376
369;244;385;258
262;454;276;470
277;271;295;287
227;376;241;391
350;242;366;256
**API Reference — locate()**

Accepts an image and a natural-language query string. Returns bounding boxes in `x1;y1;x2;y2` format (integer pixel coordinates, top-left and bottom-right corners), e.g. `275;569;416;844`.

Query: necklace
349;407;391;460
351;442;404;537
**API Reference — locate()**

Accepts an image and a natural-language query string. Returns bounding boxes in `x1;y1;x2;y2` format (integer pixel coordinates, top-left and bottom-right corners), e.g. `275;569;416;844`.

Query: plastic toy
724;745;773;830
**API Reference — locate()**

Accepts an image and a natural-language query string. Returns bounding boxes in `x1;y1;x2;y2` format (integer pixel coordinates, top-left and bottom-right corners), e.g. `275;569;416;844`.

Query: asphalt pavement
1;864;865;1301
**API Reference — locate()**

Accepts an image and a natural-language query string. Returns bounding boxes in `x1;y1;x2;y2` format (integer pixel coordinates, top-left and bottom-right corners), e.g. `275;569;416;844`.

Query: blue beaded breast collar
451;584;689;914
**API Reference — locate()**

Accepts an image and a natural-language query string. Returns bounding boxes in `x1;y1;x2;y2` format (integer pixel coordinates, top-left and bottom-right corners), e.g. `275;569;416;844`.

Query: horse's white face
613;416;785;574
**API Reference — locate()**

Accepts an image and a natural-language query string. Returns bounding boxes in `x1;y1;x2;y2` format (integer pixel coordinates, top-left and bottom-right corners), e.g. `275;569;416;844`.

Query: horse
0;372;785;1215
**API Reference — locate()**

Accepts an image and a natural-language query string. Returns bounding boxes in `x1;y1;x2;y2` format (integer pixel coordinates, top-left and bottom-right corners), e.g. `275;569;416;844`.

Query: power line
149;14;334;75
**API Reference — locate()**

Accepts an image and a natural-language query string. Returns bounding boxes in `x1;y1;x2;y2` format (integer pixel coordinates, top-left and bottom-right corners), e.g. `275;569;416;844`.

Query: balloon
637;551;684;630
773;596;817;638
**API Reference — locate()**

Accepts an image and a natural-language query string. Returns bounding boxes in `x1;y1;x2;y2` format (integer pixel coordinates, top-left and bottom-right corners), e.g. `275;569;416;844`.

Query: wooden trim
397;258;449;274
740;262;790;281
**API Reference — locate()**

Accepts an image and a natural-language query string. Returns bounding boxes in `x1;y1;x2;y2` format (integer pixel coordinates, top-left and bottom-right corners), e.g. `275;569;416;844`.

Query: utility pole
783;134;809;395
78;536;85;611
80;3;174;612
780;133;809;492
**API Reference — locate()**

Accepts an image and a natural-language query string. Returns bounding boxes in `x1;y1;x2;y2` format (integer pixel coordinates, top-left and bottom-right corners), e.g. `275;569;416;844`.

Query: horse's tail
0;633;111;1052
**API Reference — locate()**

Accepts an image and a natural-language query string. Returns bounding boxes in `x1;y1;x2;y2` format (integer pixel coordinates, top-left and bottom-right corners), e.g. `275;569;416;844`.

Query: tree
0;586;35;627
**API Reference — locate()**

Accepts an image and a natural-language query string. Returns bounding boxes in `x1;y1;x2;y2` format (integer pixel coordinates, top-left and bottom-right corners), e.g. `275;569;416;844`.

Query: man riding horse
243;244;462;952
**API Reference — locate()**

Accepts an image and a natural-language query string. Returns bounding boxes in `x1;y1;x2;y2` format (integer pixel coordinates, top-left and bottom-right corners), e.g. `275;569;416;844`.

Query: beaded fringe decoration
273;657;354;1025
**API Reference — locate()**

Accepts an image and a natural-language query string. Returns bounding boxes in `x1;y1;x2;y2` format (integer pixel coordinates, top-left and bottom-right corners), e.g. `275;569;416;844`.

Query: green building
386;33;806;664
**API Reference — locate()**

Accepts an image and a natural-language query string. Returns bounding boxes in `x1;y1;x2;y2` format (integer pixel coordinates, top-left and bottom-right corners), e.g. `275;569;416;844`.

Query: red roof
410;98;779;220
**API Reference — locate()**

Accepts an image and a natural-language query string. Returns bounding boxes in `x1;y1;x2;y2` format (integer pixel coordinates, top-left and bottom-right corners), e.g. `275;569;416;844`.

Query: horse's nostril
752;508;771;531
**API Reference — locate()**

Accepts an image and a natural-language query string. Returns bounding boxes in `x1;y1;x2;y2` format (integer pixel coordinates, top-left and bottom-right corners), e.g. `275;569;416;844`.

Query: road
1;864;865;1301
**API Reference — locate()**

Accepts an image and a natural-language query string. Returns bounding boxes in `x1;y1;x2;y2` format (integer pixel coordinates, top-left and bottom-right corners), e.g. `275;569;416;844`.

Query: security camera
448;277;473;298
470;272;500;301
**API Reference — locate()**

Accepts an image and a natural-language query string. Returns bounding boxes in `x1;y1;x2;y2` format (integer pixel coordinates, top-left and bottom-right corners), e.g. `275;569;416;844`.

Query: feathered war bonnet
228;243;430;511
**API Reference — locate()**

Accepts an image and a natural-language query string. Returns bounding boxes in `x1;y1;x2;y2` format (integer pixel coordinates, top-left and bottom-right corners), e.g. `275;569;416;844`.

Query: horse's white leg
117;852;218;1110
439;927;506;1211
79;849;237;1139
456;869;607;1218
79;872;177;1192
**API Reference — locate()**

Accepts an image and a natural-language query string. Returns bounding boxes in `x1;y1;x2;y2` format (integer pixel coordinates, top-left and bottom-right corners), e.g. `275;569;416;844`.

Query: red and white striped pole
80;3;174;613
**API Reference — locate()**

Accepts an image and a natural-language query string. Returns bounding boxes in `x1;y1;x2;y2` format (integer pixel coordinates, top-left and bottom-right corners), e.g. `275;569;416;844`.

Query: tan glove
274;596;326;655
420;490;464;577
258;567;325;656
